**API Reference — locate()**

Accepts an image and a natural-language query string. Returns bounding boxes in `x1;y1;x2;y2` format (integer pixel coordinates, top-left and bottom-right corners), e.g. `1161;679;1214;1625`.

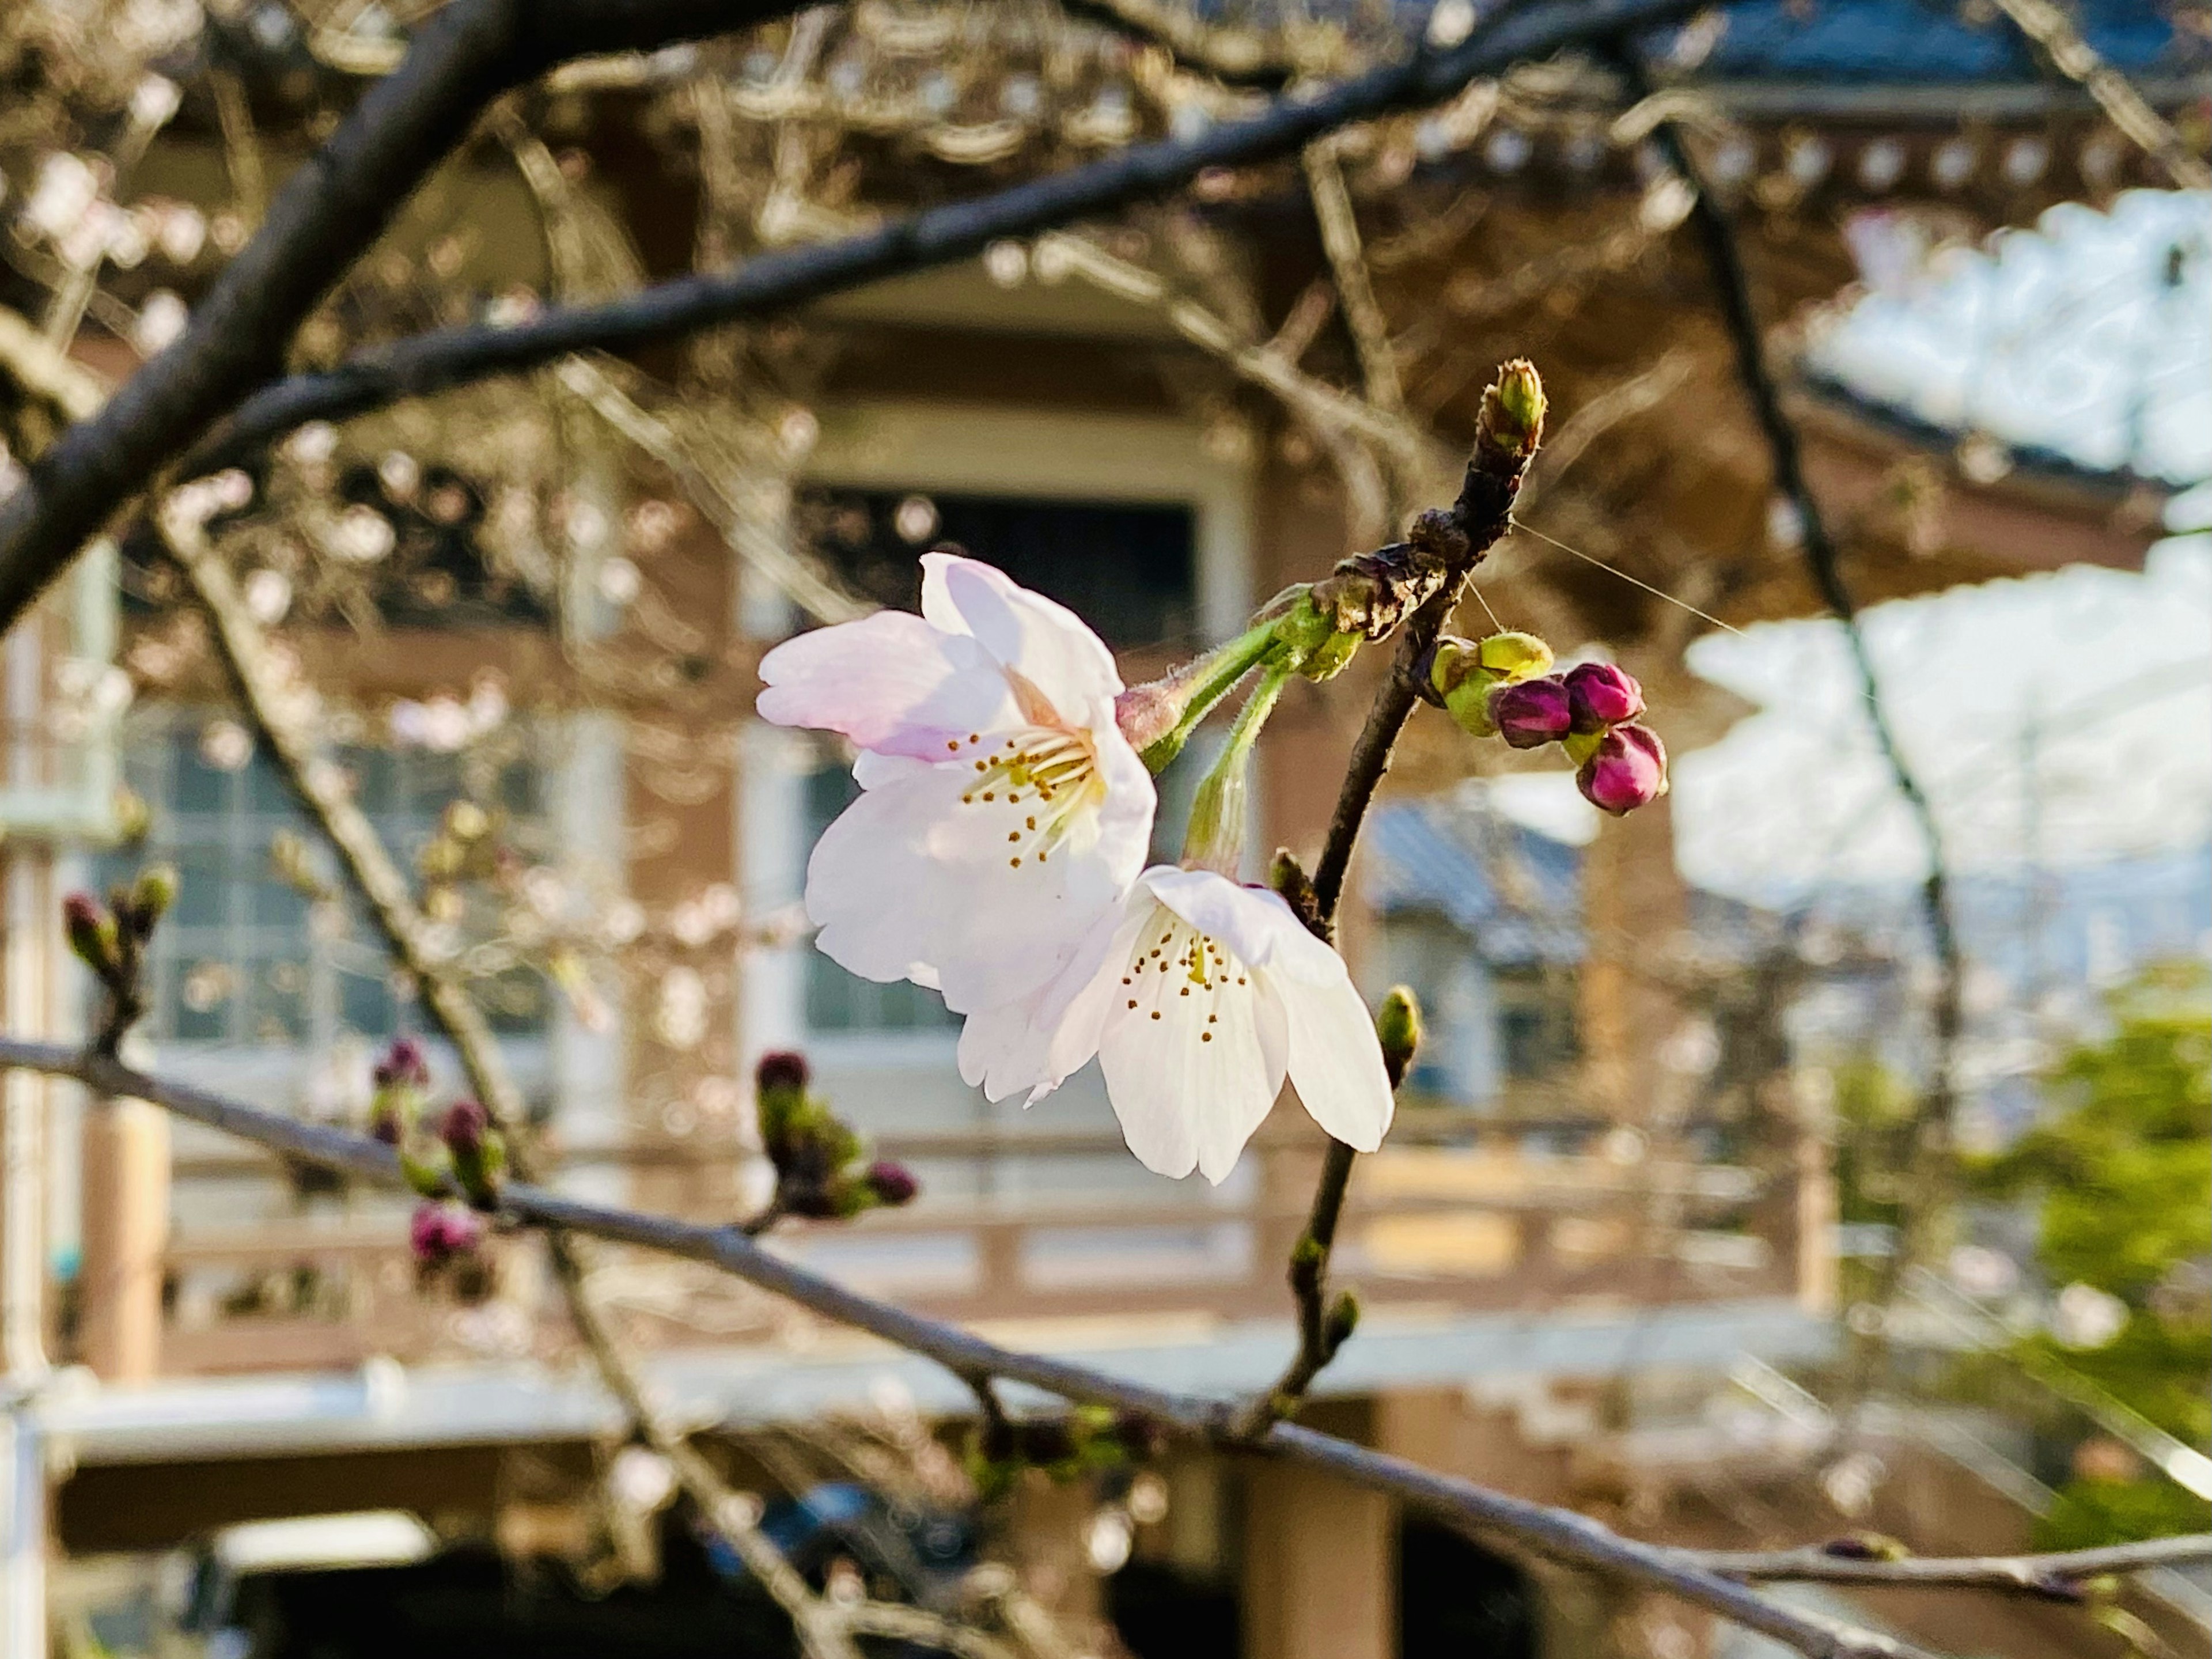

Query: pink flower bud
1487;676;1573;749
1113;681;1183;752
1576;724;1668;816
441;1098;491;1155
373;1036;430;1091
1564;662;1644;734
864;1160;919;1207
755;1051;810;1094
410;1200;484;1266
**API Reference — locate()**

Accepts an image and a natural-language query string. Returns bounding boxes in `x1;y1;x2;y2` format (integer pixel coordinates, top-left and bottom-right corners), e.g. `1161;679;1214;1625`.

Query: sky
1492;190;2212;905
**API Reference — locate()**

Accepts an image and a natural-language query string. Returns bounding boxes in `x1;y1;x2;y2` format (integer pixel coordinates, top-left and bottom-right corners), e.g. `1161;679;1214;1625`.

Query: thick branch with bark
0;0;812;634
176;0;1710;479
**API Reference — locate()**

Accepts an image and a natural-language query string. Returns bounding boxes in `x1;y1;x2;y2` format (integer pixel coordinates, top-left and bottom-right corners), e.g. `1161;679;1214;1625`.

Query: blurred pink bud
441;1098;491;1154
373;1036;429;1090
1487;676;1573;749
865;1160;919;1207
1576;724;1668;815
1564;662;1644;734
756;1050;810;1094
410;1201;483;1266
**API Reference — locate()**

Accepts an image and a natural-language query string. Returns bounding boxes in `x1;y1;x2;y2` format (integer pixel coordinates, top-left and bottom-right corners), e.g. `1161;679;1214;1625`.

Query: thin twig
1247;366;1547;1431
1059;0;1349;89
175;0;1715;481
1984;0;2211;190
1618;50;1966;1328
1302;140;1406;419
1694;1535;2212;1599
0;1036;1944;1659
1238;1137;1359;1432
0;307;106;425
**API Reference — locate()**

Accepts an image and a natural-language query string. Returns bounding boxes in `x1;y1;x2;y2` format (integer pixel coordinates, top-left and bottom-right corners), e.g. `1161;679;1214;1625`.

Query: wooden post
1795;1128;1838;1315
1241;1459;1393;1659
78;1096;168;1383
1576;785;1688;1126
1008;1471;1105;1639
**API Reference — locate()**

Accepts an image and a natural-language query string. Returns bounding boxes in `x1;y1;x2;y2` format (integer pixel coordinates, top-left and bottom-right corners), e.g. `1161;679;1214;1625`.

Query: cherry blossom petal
921;552;1122;725
757;610;1017;759
958;905;1129;1103
1099;919;1285;1183
851;749;931;790
808;761;1134;1014
1272;967;1395;1152
1140;865;1313;970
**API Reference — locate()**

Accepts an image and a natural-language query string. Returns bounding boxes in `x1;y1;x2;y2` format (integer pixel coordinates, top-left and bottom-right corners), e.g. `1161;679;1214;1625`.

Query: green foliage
1970;967;2212;1548
1976;965;2211;1301
1831;1059;1918;1230
2035;1477;2212;1554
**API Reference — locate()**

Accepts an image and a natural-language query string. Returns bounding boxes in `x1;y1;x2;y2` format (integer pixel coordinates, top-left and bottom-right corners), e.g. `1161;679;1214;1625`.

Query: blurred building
3;3;2206;1657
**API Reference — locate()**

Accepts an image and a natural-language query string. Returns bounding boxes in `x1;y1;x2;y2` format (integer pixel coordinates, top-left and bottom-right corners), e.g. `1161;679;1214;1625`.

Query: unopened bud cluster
65;865;177;1048
755;1050;919;1222
370;1037;510;1211
1433;646;1669;817
409;1200;493;1300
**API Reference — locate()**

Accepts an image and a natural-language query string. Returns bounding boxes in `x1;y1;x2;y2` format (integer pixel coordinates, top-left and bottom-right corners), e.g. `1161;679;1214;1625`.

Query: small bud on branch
1376;986;1422;1090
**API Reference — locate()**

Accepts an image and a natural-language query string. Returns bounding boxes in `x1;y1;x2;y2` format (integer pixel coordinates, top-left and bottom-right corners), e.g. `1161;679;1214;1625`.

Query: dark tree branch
1615;49;1965;1297
0;0;811;634
0;1035;1944;1659
1244;363;1546;1430
176;0;1715;480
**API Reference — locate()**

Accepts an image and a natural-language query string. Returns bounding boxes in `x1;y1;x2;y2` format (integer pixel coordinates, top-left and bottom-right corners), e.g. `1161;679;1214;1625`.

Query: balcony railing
143;1112;1823;1378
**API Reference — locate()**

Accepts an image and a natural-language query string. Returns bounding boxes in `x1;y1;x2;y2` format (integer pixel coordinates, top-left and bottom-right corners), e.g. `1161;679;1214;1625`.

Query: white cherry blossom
757;552;1154;1014
959;865;1395;1183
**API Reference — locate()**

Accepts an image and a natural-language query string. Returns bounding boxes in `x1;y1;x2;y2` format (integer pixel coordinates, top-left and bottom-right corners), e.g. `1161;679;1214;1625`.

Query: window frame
105;706;622;1122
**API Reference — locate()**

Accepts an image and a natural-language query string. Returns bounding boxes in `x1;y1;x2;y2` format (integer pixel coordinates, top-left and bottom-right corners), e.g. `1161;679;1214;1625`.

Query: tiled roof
1362;798;1584;965
1677;0;2203;87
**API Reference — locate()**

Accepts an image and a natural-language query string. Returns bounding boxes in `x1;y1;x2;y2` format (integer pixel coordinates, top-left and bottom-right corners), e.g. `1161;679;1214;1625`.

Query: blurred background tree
1973;963;2212;1548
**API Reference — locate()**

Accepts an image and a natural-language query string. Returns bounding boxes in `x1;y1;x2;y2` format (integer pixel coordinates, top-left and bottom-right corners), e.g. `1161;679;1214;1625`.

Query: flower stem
1180;664;1290;875
1131;616;1283;772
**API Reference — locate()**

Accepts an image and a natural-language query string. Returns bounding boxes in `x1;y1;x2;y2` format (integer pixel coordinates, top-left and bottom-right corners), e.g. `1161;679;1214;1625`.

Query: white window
98;710;630;1131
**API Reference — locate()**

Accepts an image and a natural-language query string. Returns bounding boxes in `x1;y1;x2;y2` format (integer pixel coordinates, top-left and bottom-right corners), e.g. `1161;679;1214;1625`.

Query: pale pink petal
1099;911;1284;1183
921;552;1122;726
852;749;931;790
957;904;1131;1103
1272;968;1394;1153
808;762;1136;1014
757;610;1017;759
1090;726;1160;892
1141;866;1313;971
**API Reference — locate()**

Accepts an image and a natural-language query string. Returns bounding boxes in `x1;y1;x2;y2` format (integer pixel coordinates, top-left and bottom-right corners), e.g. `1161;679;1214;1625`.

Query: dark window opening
1108;1559;1241;1659
1491;964;1580;1082
1398;1520;1537;1659
798;487;1198;653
